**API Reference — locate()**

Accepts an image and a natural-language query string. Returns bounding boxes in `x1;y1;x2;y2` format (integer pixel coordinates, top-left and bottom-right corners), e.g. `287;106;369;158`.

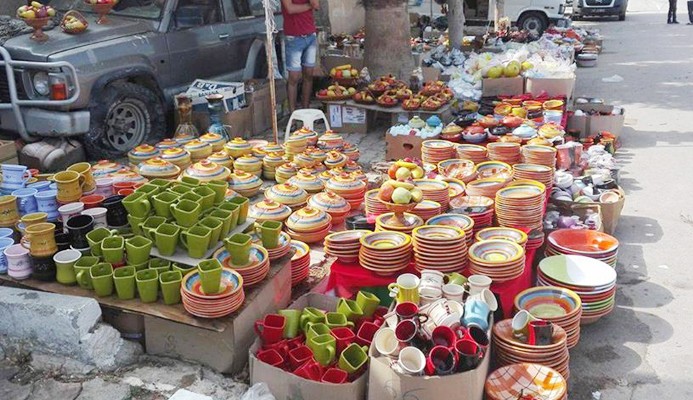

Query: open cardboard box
249;293;368;400
526;76;576;99
550;187;624;234
482;76;525;97
572;100;626;137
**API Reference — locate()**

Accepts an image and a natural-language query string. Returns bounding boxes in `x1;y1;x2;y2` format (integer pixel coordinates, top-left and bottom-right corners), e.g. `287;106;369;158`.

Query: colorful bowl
514;286;582;319
206;151;234;170
469;239;524;264
360;231;411;250
182;160;231;183
184;140;214;160
91;160;125;178
135;157;181;180
155;139;179;150
324;151;348;169
228;171;262;197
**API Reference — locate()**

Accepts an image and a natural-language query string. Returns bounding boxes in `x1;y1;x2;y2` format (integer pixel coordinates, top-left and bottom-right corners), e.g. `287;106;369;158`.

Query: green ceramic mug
338;344;369;374
217;202;240;231
53;248;81;285
325;312;354;329
192;186;216;211
74;256;100;290
86;263;114;297
180;225;212;259
299;307;326;331
206;180;228;205
86;227;117;257
127;214;147;235
208;209;233;238
180;176;201;187
130;261;149;271
154;223;180;256
305;322;332;342
159;270;182;305
445;272;468;286
125;235;153;265
172;262;196;276
136;269;159;303
148;258;171;275
152;191;179;218
113;266;136;300
278;309;302;339
122;192;152;218
198;217;223;249
134;183;161;199
101;236;125;264
223;233;251;266
170;199;202;228
356;290;381;318
337;298;364;322
148;178;173;190
197;258;222;295
140;216;168;241
256;220;282;249
307;333;336;367
180;191;203;204
228;197;249;224
170;184;193;195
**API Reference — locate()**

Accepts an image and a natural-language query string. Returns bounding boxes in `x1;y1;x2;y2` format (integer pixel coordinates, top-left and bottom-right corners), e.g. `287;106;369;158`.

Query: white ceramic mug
467;274;493;296
396;346;426;376
58;202;85;233
443;283;465;302
5;244;31;280
426;299;461;329
419;269;445;289
373;327;400;358
94;178;114;198
81;207;108;230
468;288;498;312
512;310;537;339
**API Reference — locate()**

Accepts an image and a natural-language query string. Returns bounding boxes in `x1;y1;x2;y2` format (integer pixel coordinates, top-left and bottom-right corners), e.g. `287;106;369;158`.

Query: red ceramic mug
454;338;482;372
254;314;286;345
425;345;457;376
294;360;323;381
528;320;554;346
117;188;135;196
467;325;490;352
330;326;356;355
80;194;105;209
288;345;314;371
256;348;285;368
321;367;349;384
395;302;428;327
285;334;306;350
355;321;379;347
431;325;458;348
261;339;290;360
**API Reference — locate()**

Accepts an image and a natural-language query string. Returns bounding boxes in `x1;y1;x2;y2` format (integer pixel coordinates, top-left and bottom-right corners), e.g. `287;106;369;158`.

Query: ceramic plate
539;255;616;287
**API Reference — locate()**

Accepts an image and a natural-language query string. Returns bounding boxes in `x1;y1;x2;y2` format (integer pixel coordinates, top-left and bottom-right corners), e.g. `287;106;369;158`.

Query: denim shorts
285;33;317;72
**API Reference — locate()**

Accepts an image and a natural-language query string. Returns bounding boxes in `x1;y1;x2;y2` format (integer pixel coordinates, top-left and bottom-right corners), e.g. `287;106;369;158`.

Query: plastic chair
284;109;331;142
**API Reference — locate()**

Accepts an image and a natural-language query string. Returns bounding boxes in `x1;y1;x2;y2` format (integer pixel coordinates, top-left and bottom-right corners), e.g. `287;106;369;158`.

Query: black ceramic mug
66;214;94;250
103;195;128;227
55;232;71;251
31;254;56;282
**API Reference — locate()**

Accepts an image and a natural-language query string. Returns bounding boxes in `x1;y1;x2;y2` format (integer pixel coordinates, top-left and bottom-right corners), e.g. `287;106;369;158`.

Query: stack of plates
426;214;474;248
487;142;522;165
324;230;371;263
440;178;466;200
181;268;245;319
449;196;495;234
411;200;442;221
468;240;525;282
475;161;512;182
249;231;292;260
522;145;557;168
364;189;388;217
475;227;528;248
437;159;477;183
465;178;507;198
526;229;545;251
422;140;456;164
512;163;554;188
485;363;567;400
214;245;270;287
492;319;570;381
495;184;546;231
359;232;412;275
538;255;617;325
514;286;583;349
456;144;488;164
290;240;311;286
412;225;468;272
375;212;424;235
414;179;451;210
546;229;619;267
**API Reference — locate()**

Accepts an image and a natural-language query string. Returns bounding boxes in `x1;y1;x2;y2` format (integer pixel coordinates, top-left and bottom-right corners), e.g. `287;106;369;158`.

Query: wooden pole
263;0;279;144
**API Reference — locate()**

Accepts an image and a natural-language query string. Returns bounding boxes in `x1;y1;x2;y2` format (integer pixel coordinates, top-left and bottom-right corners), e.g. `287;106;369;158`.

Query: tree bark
363;1;415;80
495;0;505;29
447;0;465;50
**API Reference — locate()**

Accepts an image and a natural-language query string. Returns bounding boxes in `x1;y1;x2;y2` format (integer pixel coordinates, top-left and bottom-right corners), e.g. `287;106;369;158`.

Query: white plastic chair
284;109;331;141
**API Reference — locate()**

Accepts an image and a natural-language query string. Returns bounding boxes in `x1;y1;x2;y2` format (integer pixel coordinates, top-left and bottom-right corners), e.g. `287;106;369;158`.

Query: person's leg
300;34;318;109
285;36;304;112
672;0;679;22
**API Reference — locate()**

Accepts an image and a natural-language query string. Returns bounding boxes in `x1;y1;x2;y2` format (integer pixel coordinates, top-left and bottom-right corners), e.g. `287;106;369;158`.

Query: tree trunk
496;0;505;29
363;0;414;80
448;0;465;50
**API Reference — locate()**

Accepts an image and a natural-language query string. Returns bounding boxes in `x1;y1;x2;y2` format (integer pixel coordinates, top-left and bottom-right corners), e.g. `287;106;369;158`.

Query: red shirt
282;0;316;36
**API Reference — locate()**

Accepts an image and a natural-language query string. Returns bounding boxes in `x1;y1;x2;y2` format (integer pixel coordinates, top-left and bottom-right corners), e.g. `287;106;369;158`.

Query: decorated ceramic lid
200;133;227;148
286;206;331;232
306;147;327;162
182;160;231;182
342;143;360;160
234;155;262;171
288;172;325;194
324;151;348;169
294;152;316;168
225;137;251;150
312;163;327;173
265;182;309;205
135;157;181;179
442;123;463;135
408;116;425;129
184;139;212;152
174;133;196;145
326;173;366;193
91;160;125;177
317;170;333;184
249;199;292;222
308;191;351;214
350;169;368;183
160;147;191;164
275;162;298;175
317;131;343;149
107;168;148;185
128;144;160;165
252;147;267;159
262;142;284;155
292;127;315;140
513;125;538;139
263;152;285;166
155;139;179;150
343;160;361;173
426;115;442;127
228;171;262;191
207;151;234;169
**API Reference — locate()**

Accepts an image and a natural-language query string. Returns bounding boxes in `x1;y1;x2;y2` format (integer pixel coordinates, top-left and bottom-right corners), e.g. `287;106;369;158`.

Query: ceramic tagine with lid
233;155;262;176
182;160;231;183
288;171;325;194
324;151;348;170
155;139;179;150
265;182;309;208
342;143;360;161
228;171;263;197
350;169;368;184
307;191;351;224
252;146;267;159
293;127;318;146
184;139;213;161
262;142;285;156
311;163;327;173
408;116;426;129
263;153;285;169
326;173;366;196
160;147;192;170
343;160;361;173
284;134;308;156
286;206;332;233
91;160;125;178
107;168;148;185
294;152;316;169
206;151;234;169
317;170;334;184
135;157;181;180
317;131;344;151
224;137;252;159
128;144;160;167
200;132;227;152
249;199;292;222
275;162;298;183
306;147;327;163
174;133;196;145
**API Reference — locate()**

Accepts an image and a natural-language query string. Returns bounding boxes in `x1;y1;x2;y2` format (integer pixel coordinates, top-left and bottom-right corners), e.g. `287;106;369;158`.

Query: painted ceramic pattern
265;183;308;205
249;199;292;221
135;158;181;179
307;192;350;214
183;160;231;182
234;155;262;171
91;160;124;177
155;139;179;150
207;151;234;169
288;173;324;193
107;169;148;185
228;171;262;190
286;207;331;231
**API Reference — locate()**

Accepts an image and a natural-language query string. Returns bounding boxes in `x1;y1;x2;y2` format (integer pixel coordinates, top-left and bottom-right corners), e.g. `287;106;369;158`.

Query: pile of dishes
437;159;477;183
512;163;554;188
526;230;546;251
213;245;270;287
546;229;619;267
285;207;333;243
449;195;495;234
375;212;423;235
538;255;617;325
307;191;351;225
250;231;292;260
324;230;370;263
364;189;387;217
441;178;466;200
414;179;450;210
426;213;474;247
465;178;506;198
485;363;567;400
422;140;456;164
325;174;367;210
358;231;412;275
412;225;468;272
514;286;583;349
456;144;488;164
468;240;525;282
495;184;546;231
181;268;245;319
522;145;558;168
487;142;522;165
492;319;570;381
290;240;311;286
475;227;528;249
410;200;441;221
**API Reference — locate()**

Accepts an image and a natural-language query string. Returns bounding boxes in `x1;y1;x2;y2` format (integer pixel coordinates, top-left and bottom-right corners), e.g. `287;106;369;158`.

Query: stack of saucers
414;179;450;210
512;163;554;188
412;225;468;272
538;255;617;325
358;231;412;275
475;227;528;249
487;142;522;165
545;229;619;267
526;230;545;251
290;240;311;286
411;200;441;221
468;240;525;282
514;286;583;349
181;268;245;319
324;230;371;263
492;319;570;381
522;145;557;168
422;140;456;164
213;244;270;287
456;144;488;164
249;231;292;261
364;189;388;217
285;207;333;244
495;183;546;231
426;213;474;247
485;363;567;400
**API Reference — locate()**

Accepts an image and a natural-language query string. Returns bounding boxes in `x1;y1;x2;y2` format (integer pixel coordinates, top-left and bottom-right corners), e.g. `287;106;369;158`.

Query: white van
462;0;570;34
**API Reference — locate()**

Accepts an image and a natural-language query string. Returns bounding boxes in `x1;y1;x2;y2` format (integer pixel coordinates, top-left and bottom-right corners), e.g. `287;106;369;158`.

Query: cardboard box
574;102;626;137
184;106;254;139
385;131;430;161
144;257;292;374
422;67;440;83
526;77;576;99
249;293;368;400
185;79;246;112
482;76;525;98
246;79;289;135
566;113;588;136
325;103;368;134
548;201;605;233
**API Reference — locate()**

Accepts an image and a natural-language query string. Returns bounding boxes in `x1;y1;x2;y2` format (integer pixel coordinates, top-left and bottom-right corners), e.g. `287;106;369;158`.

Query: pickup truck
0;0;278;159
463;0;570;34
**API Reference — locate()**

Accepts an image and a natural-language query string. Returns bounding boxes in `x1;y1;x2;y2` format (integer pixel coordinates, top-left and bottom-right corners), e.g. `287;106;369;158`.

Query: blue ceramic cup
0;237;15;274
12;188;38;215
1;164;30;185
462;299;490;331
0;228;13;239
35;190;59;221
28;181;52;192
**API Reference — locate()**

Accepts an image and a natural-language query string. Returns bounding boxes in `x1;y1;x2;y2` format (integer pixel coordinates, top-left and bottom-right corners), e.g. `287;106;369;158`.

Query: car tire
83;82;166;160
618;12;626;20
518;12;549;35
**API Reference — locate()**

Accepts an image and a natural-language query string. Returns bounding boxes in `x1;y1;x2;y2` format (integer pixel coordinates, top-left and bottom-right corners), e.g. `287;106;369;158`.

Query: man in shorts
281;0;319;111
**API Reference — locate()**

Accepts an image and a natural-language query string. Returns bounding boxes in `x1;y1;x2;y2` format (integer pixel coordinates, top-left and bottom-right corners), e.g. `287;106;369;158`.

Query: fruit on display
87;0;118;4
395;88;413;100
61;12;88;32
421;97;444;111
330;64;359;80
17;2;56;19
402;97;422;110
377;93;398;107
316;84;355;100
367;80;391;95
352;90;375;104
504;60;521;77
420;80;445;96
388;158;425;180
378;179;424;205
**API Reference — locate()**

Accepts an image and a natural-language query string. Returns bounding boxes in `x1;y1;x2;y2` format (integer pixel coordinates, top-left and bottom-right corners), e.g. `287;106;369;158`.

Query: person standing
668;0;679;23
281;0;319;112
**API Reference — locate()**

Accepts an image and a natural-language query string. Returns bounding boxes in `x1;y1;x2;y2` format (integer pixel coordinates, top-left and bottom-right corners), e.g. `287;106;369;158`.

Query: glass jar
206;94;230;141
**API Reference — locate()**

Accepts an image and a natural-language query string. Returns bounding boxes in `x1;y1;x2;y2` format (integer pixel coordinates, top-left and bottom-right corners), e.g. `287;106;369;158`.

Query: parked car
0;0;280;159
463;0;570;35
572;0;628;21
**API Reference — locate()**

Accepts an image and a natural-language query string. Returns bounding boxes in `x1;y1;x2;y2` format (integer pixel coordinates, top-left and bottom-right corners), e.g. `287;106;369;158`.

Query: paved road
568;1;693;398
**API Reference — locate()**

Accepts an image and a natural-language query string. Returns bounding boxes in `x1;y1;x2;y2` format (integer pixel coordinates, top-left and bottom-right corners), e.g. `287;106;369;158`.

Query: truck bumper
0;108;90;137
573;6;622;16
550;17;573;27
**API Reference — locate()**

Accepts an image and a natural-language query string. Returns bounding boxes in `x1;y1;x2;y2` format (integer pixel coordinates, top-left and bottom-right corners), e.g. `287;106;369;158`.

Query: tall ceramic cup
54;171;85;203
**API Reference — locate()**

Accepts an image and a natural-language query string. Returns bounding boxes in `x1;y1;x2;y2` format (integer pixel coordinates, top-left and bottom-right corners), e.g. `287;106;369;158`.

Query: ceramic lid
184;139;212;151
155;139;179;150
275;163;298;174
317;170;334;183
225;137;251;149
174;133;196;145
107;168;148;184
91;160;125;177
317;132;343;147
262;142;284;154
426;115;442;127
308;191;351;214
265;182;308;205
207;151;233;163
234;155;262;168
263;152;284;164
286;133;308;145
294;153;316;167
200;133;226;144
135;158;181;179
343;160;361;173
228;171;262;190
128;144;159;158
442;122;463;134
286;206;331;232
408;116;425;129
292;127;315;139
183;160;231;181
288;172;325;193
249;199;292;221
326;173;366;193
160;148;191;162
307;147;327;161
324;151;348;168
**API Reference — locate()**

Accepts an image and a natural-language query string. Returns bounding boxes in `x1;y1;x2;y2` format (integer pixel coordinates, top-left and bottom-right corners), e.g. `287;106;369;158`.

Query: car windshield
48;0;166;20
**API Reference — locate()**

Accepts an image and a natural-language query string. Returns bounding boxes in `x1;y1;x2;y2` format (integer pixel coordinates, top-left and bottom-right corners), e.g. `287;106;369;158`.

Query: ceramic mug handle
76;270;88;288
179;231;189;250
254;321;265;336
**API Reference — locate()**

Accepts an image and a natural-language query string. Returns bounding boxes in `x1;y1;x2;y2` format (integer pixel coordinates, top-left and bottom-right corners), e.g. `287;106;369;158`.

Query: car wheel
518;12;549;35
618;12;626;20
83;82;166;159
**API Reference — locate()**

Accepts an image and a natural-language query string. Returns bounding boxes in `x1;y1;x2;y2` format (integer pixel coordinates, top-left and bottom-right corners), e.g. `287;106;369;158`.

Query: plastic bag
240;383;276;400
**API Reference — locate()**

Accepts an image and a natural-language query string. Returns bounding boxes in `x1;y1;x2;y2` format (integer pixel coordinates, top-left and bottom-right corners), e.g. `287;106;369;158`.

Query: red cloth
281;0;316;36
